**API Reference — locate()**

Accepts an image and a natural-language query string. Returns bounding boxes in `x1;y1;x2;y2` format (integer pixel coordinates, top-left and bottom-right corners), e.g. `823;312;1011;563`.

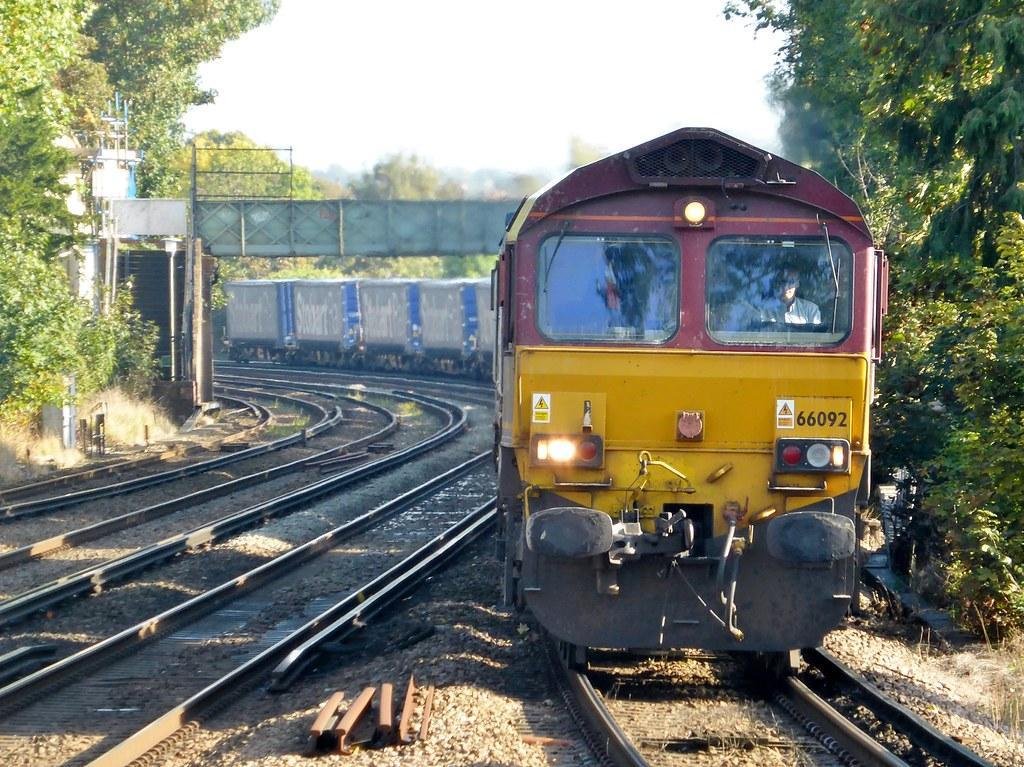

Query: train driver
713;263;822;331
765;266;821;325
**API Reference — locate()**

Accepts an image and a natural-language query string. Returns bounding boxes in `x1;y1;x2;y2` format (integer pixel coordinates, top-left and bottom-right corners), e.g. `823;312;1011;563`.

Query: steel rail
803;647;996;767
0;452;490;709
0;390;465;628
0;395;263;505
778;675;909;766
0;395;395;572
0;644;57;687
269;496;497;690
544;640;647;767
217;360;494;402
85;503;496;767
0;386;340;520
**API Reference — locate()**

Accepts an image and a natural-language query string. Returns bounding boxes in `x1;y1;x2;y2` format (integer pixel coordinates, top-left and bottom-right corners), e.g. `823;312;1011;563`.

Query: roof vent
631;139;762;183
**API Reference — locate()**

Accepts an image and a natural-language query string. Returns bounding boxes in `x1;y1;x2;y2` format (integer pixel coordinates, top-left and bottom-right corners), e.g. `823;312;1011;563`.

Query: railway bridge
111;197;515;412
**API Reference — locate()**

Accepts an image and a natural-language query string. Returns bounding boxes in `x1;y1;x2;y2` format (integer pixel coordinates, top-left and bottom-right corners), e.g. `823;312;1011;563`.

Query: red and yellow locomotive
493;128;887;656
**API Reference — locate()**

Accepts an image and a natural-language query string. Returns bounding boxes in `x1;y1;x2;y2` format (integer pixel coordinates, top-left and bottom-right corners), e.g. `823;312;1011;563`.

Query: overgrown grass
0;388;177;484
0;423;81;481
944;634;1024;743
81;388;176;447
260;414;310;440
985;635;1024;742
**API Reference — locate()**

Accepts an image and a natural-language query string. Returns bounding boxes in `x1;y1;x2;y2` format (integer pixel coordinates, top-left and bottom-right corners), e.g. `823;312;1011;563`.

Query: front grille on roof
633;139;760;180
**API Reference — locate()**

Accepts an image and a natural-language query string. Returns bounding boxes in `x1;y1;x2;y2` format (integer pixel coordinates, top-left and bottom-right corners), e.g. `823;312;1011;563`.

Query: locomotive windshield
536;235;679;343
706;237;853;346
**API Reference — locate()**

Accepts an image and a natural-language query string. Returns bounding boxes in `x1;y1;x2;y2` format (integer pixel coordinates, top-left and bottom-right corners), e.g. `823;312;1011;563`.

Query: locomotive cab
494;128;887;653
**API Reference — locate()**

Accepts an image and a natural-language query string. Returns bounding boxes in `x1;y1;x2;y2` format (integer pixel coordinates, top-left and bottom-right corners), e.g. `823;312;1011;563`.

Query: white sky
184;0;783;178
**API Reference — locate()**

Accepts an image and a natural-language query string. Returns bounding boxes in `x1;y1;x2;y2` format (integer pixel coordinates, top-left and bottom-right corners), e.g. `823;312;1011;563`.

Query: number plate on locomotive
776;397;851;435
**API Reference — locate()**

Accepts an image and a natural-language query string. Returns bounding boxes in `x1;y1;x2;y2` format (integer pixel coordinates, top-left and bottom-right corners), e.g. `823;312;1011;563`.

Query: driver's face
778;272;799;304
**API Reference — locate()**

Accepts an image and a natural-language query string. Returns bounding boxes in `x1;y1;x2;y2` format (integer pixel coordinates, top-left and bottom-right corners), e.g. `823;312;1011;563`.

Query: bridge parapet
196;199;513;258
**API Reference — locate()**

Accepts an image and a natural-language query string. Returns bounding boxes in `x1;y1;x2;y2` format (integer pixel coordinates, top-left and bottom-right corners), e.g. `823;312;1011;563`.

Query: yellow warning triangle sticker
778;403;793;416
535;397;549;410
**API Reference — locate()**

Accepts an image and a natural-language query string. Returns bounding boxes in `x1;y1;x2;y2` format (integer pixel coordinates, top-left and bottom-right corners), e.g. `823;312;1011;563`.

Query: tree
864;2;1024;270
84;0;280;196
165;130;332;200
350;154;465;201
0;0;89;118
0;5;78;425
726;0;1024;632
0;1;274;425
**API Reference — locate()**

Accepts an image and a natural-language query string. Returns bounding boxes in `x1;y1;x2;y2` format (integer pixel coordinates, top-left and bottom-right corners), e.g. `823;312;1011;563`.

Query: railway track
0;456;496;766
215;360;495;407
551;645;996;767
0;387;317;520
0;367;505;764
0;385;464;643
0;395;266;507
0;383;370;598
0;389;391;579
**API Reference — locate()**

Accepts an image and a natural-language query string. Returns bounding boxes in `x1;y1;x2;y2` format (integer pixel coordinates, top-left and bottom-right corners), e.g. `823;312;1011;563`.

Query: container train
223;277;494;375
494;127;887;666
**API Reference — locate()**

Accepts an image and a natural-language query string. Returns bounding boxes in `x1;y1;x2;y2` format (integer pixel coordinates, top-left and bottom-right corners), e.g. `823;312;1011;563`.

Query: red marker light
781;445;803;465
578;439;598;461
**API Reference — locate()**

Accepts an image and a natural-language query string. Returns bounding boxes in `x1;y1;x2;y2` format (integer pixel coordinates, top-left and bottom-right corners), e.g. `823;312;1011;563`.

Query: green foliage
85;0;280;195
0;224;87;424
0;0;90;118
928;414;1024;634
864;2;1024;267
0;97;78;253
0;1;279;429
165;130;328;199
0;90;85;424
77;287;159;398
727;1;1024;632
350;154;464;201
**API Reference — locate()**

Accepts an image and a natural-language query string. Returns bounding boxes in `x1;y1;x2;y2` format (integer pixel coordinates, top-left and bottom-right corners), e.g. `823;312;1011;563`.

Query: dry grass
0;389;177;484
81;389;176;447
0;424;82;482
945;634;1024;742
984;635;1024;741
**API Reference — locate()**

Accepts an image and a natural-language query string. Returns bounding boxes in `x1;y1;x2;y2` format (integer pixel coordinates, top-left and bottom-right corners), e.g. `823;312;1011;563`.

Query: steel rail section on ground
0;395;264;504
0;394;396;572
803;647;996;767
0;389;465;628
0;386;339;520
0;453;490;710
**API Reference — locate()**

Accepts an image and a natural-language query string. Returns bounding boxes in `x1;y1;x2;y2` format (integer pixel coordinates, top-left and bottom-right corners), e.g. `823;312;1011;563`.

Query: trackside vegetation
727;0;1024;634
0;1;279;426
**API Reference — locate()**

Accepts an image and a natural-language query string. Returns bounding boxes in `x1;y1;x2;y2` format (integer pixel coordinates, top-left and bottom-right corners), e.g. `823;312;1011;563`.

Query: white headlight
547;438;576;462
806;442;831;468
683;201;706;225
831;444;846;467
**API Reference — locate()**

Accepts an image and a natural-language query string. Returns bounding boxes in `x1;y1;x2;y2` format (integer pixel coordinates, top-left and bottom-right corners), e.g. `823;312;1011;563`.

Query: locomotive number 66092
797;410;847;428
